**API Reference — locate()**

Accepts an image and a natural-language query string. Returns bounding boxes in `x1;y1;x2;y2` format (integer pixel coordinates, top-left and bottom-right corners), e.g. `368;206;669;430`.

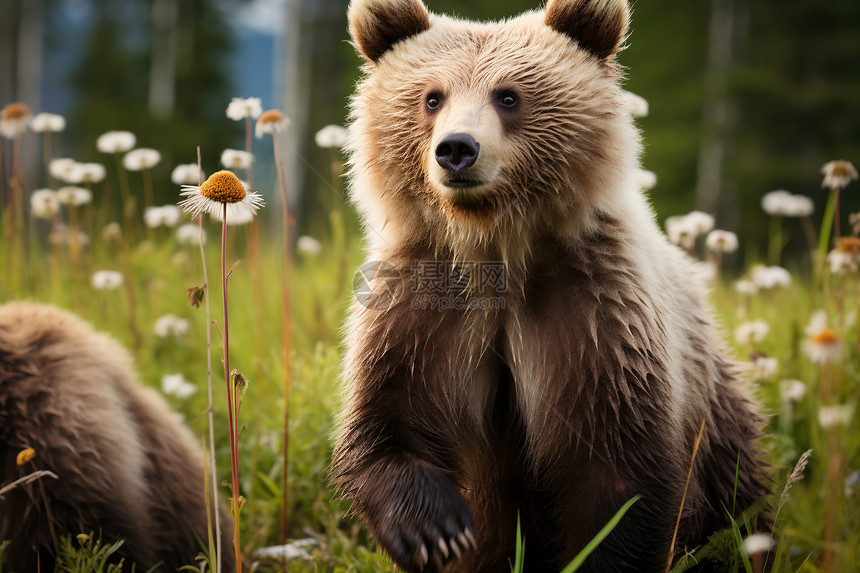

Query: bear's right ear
348;0;432;63
545;0;629;61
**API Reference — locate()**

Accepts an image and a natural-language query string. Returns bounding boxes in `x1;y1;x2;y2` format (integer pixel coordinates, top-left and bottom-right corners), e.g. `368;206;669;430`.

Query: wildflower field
1;95;859;573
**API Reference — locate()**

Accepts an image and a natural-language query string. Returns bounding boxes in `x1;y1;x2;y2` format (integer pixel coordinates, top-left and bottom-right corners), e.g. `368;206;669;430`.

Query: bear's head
347;0;639;262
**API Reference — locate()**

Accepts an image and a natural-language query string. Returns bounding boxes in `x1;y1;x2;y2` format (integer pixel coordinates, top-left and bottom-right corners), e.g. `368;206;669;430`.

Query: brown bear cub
0;302;233;572
332;0;769;571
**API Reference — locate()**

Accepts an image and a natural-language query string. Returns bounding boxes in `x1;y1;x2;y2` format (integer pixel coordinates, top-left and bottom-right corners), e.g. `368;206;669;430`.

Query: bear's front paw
366;463;476;572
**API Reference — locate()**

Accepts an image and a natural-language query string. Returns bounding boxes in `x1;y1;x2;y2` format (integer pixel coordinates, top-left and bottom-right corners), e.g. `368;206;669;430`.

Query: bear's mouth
443;177;484;189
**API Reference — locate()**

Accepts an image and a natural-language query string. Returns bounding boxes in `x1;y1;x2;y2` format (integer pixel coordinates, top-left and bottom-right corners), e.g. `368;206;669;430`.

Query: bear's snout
435;133;480;173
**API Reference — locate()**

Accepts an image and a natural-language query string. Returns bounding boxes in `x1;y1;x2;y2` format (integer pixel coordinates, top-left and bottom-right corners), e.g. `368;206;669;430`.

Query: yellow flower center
259;109;285;124
810;327;841;347
1;102;31;121
16;447;36;465
830;162;852;178
199;170;247;203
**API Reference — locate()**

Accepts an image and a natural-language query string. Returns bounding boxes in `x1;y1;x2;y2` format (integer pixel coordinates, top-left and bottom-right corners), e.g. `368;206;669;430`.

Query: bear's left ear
348;0;432;63
545;0;629;61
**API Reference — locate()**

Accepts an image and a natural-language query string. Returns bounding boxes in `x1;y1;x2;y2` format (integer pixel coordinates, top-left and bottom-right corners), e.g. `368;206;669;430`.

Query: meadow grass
1;124;858;572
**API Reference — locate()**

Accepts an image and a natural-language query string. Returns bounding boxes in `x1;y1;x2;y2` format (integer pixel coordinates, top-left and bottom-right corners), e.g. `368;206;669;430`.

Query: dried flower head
821;160;858;190
186;284;206;308
706;230;739;254
30;189;61;219
850;212;860;236
96;131;137;154
220;148;254;170
0;102;32;138
16;447;36;466
171;163;205;186
50;224;90;247
255;108;290;138
31;112;66;133
161;373;197;399
621;91;649;117
56;186;93;206
734;279;757;295
144;205;181;229
179;170;264;220
226;97;263;120
315;125;349;149
102;223;123;243
91;270;123;290
734;320;769;345
123;148;161;171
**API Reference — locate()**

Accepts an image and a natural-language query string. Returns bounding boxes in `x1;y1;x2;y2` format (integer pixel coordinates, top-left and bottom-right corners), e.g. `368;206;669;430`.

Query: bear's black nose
435;133;480;172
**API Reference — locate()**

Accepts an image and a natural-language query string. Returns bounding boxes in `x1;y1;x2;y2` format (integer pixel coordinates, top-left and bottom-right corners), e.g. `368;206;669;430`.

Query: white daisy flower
621;91;649;117
68;162;106;184
255;108;290;138
30;189;61;219
634;169;657;190
171;163;206;185
161;373;197;399
56;186;93;206
804;316;843;364
734;279;758;295
779;379;807;404
665;216;698;251
144;205;182;228
297;235;323;256
179;170;264;220
30;112;66;132
226;97;263;121
0;102;32;139
734;320;770;345
154;314;190;338
751;355;779;380
49;158;78;182
750;265;791;290
706;230;739;253
818;404;853;430
821;160;858;190
314;125;349;149
91;270;123;290
50;224;90;247
176;223;206;246
96;131;137;154
220;148;254;170
123;148;161;171
742;534;774;557
762;190;814;217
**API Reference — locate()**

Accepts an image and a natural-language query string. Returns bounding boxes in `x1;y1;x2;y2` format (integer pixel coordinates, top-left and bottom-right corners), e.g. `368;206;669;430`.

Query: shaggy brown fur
0;302;233;572
333;0;769;572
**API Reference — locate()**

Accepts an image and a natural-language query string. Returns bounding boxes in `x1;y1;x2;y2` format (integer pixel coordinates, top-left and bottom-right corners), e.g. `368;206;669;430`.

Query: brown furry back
0;302;233;572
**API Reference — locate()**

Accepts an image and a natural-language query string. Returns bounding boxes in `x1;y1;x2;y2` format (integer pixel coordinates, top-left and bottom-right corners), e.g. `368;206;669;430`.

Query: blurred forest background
1;0;859;267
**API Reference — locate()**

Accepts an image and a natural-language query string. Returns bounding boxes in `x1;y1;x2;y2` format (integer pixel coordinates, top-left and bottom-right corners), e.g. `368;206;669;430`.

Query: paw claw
437;537;450;559
465;527;477;550
449;538;462;559
419;543;429;568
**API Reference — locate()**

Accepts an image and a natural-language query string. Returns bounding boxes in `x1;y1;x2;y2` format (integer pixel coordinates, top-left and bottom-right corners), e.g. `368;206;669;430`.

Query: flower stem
273;136;292;543
197;147;222;573
221;202;242;573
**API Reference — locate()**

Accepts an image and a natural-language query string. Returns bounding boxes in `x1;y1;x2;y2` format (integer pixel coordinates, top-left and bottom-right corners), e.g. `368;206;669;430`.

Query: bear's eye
426;93;443;111
496;90;519;109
